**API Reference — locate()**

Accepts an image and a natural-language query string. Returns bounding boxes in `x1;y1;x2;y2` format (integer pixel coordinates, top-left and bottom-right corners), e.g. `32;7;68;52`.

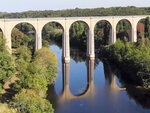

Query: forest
0;6;150;18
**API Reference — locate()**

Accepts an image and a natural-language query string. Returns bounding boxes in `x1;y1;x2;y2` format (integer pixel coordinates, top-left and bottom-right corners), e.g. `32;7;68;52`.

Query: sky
1;0;150;13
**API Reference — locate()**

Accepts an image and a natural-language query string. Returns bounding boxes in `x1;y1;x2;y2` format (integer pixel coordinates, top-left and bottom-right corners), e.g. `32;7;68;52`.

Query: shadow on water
126;86;150;109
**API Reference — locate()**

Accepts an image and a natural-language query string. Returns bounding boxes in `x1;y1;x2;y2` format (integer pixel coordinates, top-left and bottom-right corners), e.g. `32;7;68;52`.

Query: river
46;44;150;113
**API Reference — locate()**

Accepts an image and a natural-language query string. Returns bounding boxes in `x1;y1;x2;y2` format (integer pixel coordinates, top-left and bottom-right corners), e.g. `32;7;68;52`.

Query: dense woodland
0;6;150;18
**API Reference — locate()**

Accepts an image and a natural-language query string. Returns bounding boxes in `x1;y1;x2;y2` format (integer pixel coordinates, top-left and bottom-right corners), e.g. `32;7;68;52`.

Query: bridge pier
132;24;137;42
87;27;95;59
3;29;12;53
35;31;42;51
62;29;70;63
112;24;116;43
109;27;114;44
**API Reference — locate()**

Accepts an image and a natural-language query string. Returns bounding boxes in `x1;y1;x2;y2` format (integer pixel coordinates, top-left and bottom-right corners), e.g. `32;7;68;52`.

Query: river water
47;44;150;113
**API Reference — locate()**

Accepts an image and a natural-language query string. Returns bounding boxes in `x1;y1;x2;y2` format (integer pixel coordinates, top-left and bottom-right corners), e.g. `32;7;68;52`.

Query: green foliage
11;28;25;48
16;46;32;62
10;89;54;113
116;20;131;41
33;47;57;83
42;22;63;43
14;47;57;97
103;38;150;87
15;46;31;75
12;24;35;53
0;35;16;93
69;22;88;50
145;17;150;39
0;19;57;112
15;23;35;36
34;47;57;66
42;40;49;47
94;20;111;48
1;7;150;18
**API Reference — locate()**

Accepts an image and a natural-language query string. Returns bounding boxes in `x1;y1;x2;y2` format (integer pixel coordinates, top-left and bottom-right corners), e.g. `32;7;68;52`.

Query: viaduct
0;15;149;62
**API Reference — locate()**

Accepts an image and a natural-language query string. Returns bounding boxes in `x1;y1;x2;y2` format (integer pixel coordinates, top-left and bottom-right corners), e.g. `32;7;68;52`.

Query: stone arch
69;20;90;30
11;22;36;52
10;21;37;32
41;21;65;32
116;19;132;41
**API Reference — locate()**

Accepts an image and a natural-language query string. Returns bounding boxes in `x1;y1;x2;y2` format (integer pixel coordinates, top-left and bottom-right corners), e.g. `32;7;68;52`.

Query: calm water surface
47;44;150;113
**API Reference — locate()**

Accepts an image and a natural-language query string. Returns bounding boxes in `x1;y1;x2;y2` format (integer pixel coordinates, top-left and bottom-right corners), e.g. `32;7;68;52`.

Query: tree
145;17;150;38
0;35;16;93
14;47;57;97
10;89;54;113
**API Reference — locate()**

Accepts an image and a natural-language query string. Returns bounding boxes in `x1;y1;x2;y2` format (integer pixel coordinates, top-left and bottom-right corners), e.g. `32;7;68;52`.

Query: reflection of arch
94;20;112;44
116;19;132;41
103;63;125;90
59;59;95;102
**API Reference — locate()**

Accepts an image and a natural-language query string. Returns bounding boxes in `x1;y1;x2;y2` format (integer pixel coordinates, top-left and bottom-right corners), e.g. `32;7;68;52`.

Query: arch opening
11;22;36;54
116;19;132;41
137;17;150;42
69;21;89;62
42;22;64;48
94;20;112;50
69;20;89;95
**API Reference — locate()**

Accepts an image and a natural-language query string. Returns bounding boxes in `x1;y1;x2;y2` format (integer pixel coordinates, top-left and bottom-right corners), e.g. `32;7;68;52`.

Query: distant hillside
0;6;150;18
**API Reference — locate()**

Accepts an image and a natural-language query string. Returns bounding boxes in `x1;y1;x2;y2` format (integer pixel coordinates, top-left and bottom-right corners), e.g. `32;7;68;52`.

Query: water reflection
103;63;126;91
60;58;95;102
47;45;150;113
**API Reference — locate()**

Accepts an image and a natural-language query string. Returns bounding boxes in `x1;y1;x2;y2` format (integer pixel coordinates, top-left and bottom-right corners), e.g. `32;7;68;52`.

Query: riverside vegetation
0;24;57;113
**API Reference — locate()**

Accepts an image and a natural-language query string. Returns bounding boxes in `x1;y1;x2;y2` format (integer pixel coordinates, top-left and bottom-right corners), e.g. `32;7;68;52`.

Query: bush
104;39;150;87
14;47;57;97
10;89;54;113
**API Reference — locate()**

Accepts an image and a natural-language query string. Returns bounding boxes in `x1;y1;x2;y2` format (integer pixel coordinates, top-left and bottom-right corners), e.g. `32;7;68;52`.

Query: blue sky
1;0;150;13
